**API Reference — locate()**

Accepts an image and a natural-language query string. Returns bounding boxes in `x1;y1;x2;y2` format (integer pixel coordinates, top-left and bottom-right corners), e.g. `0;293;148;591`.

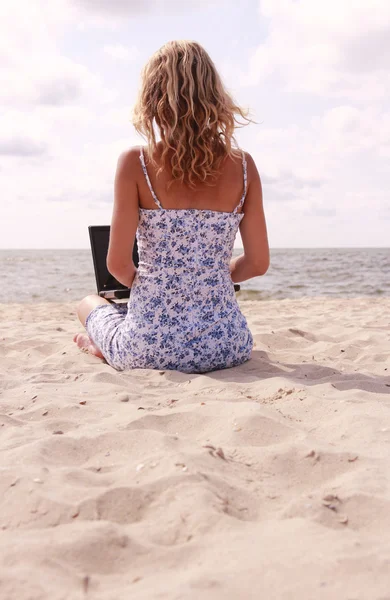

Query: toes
72;329;104;360
74;334;90;350
73;333;104;359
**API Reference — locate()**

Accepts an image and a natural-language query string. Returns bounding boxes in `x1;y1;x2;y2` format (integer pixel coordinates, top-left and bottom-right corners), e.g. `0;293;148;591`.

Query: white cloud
249;102;390;225
0;1;106;108
0;57;101;108
245;0;390;100
68;0;224;30
0;0;127;249
256;105;390;177
0;1;69;62
0;0;388;249
72;0;220;17
73;0;146;15
0;138;47;157
103;44;140;62
0;109;50;161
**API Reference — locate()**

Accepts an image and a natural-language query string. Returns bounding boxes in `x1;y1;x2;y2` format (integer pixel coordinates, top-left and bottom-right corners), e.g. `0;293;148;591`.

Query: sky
0;0;389;249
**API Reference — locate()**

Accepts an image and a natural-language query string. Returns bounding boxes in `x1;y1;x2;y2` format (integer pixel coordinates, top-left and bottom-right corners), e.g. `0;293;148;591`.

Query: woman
73;40;269;373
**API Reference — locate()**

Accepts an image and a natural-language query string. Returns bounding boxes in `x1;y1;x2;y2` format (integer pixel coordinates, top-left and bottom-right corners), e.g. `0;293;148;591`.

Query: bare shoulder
242;151;261;184
116;146;143;174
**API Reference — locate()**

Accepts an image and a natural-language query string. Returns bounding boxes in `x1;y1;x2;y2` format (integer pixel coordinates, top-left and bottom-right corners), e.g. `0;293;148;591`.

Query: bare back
137;144;247;213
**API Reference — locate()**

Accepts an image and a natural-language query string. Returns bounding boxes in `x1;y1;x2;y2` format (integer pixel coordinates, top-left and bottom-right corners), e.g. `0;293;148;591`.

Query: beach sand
1;298;389;600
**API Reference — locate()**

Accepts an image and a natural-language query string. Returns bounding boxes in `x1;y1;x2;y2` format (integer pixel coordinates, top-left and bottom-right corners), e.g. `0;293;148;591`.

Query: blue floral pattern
85;148;253;373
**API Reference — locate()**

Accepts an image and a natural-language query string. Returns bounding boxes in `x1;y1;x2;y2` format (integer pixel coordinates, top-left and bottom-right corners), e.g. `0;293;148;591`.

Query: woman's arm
230;152;270;283
106;148;140;288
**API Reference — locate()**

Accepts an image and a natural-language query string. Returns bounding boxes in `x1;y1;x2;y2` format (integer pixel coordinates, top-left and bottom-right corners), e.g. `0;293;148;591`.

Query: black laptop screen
89;226;139;293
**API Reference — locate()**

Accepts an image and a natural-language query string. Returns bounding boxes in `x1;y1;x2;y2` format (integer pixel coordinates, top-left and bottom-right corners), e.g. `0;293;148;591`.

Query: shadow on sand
205;350;390;396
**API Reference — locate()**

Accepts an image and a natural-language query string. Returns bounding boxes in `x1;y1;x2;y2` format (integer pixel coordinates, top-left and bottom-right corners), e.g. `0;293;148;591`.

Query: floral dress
85;147;253;373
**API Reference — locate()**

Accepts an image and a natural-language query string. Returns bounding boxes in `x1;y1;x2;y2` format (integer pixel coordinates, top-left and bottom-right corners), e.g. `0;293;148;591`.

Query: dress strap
233;150;248;214
139;147;163;209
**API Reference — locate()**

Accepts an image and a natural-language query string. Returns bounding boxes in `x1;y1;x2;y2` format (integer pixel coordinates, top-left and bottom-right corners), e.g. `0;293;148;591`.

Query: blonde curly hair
132;40;252;189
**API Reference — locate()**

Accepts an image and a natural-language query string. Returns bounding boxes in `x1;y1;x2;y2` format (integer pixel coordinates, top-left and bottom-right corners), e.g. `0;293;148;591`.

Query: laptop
89;225;240;301
89;225;139;301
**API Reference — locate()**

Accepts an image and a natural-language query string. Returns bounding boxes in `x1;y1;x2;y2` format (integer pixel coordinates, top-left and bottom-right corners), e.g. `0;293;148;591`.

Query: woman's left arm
107;148;140;288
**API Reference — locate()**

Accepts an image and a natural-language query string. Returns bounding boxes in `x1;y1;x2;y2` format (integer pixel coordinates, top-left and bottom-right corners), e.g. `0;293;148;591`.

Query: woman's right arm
230;152;270;283
107;149;139;287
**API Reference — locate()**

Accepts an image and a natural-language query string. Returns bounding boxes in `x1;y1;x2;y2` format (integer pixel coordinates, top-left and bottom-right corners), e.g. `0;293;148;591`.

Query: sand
1;298;389;600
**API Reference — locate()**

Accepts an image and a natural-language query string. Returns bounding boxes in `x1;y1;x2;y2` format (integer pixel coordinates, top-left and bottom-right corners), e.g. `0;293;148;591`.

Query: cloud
0;1;104;108
0;1;68;63
0;137;47;157
73;0;147;15
0;0;388;249
247;100;390;225
71;0;221;22
305;206;337;218
255;105;390;178
262;171;323;189
0;109;49;158
103;44;140;62
36;67;88;106
0;55;102;108
244;0;390;100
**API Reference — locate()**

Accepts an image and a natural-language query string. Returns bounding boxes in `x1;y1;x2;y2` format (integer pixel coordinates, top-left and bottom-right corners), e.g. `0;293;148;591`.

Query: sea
0;248;389;303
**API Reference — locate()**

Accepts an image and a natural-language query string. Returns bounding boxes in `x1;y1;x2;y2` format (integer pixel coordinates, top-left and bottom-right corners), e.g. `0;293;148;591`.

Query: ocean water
0;248;388;303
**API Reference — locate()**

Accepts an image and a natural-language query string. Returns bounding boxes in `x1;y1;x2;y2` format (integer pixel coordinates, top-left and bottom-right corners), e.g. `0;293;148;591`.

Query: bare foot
73;333;104;359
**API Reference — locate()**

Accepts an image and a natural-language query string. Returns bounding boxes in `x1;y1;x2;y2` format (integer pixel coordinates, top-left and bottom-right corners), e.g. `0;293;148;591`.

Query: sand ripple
0;298;389;599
